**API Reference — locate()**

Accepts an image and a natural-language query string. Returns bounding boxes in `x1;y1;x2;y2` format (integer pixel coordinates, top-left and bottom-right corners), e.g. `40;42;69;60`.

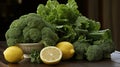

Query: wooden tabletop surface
0;41;120;67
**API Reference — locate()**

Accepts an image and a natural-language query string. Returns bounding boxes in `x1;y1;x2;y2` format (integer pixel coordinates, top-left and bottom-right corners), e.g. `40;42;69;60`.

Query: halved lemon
40;46;62;64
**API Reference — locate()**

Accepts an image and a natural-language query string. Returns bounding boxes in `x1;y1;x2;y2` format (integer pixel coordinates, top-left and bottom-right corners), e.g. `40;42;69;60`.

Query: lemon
56;41;75;60
3;46;24;63
40;46;62;64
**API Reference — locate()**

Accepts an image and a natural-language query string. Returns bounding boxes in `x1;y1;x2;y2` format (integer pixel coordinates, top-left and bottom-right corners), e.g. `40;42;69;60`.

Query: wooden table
0;41;120;67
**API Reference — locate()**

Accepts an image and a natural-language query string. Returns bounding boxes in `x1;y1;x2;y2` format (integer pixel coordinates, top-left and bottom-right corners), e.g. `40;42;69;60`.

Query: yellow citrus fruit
40;46;62;64
3;46;24;63
56;41;75;60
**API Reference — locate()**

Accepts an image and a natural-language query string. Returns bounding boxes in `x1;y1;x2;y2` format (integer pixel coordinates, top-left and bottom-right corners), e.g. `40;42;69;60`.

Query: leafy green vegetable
88;29;112;40
30;50;42;63
5;0;115;62
56;25;76;42
87;19;101;32
37;0;80;25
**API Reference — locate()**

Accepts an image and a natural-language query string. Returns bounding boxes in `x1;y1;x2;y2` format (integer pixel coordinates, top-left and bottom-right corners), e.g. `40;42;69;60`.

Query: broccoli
23;28;42;43
5;0;115;62
88;29;115;59
85;29;115;61
41;27;59;47
9;19;27;30
5;28;22;39
6;38;19;46
88;29;112;40
5;13;56;46
73;40;90;60
86;45;103;61
94;39;115;59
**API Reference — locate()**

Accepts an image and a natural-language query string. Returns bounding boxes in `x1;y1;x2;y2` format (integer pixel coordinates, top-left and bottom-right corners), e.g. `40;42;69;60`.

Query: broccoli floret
90;29;115;59
73;40;90;60
86;45;103;61
29;28;42;42
6;38;19;46
23;27;42;43
27;13;45;30
5;28;22;39
9;19;27;30
99;39;115;58
73;35;91;60
41;27;59;47
5;13;53;46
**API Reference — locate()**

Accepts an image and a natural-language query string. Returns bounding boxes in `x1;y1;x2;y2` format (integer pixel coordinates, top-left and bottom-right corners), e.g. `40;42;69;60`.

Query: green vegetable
87;19;101;32
30;50;42;63
88;29;112;40
36;0;115;62
41;27;59;47
5;13;43;46
86;45;103;61
5;13;57;46
95;39;115;59
73;39;90;60
5;0;115;62
56;25;76;42
74;16;89;30
37;0;80;25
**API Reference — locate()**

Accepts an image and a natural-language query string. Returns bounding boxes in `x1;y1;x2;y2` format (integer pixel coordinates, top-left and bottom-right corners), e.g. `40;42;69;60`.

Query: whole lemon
56;41;75;60
3;46;24;63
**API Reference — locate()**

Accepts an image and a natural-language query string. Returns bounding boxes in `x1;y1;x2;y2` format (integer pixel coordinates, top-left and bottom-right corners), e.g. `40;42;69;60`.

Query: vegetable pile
5;0;115;62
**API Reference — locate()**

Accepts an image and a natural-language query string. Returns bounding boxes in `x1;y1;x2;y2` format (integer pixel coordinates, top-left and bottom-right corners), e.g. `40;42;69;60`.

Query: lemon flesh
40;46;62;64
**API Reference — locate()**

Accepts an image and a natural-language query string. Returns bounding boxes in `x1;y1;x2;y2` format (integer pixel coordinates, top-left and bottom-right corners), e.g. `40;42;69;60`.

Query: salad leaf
37;0;80;25
30;50;42;63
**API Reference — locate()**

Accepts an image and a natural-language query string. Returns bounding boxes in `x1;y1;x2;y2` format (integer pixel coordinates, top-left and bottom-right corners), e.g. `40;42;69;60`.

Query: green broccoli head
5;13;48;46
73;40;90;60
5;28;22;39
6;38;19;46
100;39;115;58
41;27;59;47
93;39;115;59
23;27;42;43
9;19;27;30
86;45;103;61
26;13;45;29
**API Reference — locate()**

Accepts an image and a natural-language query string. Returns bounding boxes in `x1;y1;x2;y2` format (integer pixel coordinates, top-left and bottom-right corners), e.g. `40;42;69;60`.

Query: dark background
0;0;120;50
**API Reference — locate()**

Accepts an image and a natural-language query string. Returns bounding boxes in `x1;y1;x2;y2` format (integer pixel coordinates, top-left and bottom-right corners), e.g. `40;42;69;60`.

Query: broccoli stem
88;29;112;40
